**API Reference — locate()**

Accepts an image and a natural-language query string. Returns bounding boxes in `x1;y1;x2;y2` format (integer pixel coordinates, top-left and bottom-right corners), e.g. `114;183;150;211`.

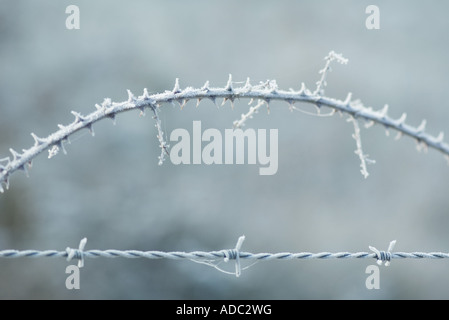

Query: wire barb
66;237;87;268
221;235;245;277
369;240;396;266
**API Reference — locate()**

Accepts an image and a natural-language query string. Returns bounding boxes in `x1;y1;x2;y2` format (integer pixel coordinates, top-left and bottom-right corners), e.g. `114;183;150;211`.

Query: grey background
1;0;448;299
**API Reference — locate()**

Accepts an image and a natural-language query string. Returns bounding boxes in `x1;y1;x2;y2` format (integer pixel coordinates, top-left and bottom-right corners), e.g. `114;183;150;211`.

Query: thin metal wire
1;237;449;277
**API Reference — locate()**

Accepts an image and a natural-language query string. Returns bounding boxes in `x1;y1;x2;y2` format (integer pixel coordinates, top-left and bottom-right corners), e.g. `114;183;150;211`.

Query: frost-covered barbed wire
1;51;449;192
1;237;449;277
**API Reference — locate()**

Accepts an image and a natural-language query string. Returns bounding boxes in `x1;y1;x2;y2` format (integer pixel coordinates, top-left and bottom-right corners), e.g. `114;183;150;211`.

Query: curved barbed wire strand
2;237;449;277
1;51;449;192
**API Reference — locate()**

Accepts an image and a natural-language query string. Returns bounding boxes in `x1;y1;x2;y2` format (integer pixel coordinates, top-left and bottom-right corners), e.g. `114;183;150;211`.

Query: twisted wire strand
2;237;449;278
3;250;449;260
2;237;449;263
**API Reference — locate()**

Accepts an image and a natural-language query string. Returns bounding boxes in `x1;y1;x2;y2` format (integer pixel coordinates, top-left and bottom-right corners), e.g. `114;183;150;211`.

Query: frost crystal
48;145;60;159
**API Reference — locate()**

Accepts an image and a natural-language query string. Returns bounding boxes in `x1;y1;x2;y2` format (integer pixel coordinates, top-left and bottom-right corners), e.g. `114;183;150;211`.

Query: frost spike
221;98;228;107
9;149;21;162
299;82;307;95
201;81;210;91
396;113;407;126
417;119;427;133
127;89;136;103
107;113;116;125
196;98;201;108
225;74;233;92
178;99;188;110
143;88;150;99
57;141;67;155
102;98;112;108
95;103;103;111
343;92;352;105
4;176;9;190
380;104;389;117
173;78;181;94
18;164;29;177
0;176;9;192
71;111;86;123
31;133;46;146
436;132;444;143
268;80;278;94
87;124;95;137
243;77;252;92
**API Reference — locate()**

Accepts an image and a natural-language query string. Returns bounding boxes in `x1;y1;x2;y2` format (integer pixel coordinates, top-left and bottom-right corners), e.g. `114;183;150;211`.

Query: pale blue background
1;0;448;299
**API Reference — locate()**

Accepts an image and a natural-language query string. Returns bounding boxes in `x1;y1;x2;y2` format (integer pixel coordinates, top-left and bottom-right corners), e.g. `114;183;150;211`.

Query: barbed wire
1;237;449;277
2;52;449;193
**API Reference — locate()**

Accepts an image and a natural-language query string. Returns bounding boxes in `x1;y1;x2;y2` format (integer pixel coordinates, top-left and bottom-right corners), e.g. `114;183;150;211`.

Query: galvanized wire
1;237;448;277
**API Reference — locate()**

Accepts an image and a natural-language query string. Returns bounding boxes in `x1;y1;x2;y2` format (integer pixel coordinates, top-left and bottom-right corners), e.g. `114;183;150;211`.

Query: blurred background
1;0;449;299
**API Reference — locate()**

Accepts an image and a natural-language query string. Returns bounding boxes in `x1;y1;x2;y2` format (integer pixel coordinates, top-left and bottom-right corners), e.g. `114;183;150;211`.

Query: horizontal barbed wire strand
3;249;449;260
0;236;449;277
2;237;449;278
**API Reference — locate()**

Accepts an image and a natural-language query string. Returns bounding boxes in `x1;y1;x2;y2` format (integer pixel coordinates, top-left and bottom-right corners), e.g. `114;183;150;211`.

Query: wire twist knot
369;240;396;266
224;249;238;261
66;237;87;268
221;235;245;277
